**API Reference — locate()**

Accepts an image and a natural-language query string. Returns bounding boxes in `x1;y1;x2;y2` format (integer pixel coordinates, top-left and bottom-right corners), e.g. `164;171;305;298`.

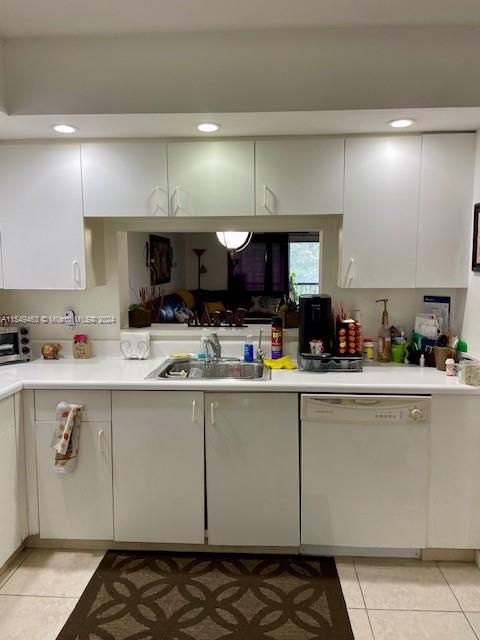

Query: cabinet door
428;396;480;549
0;144;86;289
0;396;20;566
416;134;475;288
255;138;344;215
341;136;421;288
206;393;299;546
167;141;254;216
82;142;168;216
36;421;113;539
112;391;205;543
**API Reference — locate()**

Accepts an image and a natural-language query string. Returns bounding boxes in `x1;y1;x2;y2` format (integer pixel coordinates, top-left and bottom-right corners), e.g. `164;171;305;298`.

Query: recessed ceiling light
388;118;415;129
52;124;78;134
197;123;220;133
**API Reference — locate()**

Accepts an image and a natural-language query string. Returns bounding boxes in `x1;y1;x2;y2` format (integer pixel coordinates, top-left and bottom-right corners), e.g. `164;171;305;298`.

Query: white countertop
0;357;477;400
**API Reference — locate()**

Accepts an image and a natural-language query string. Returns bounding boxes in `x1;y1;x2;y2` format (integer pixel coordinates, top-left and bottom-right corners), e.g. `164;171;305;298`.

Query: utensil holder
434;346;457;371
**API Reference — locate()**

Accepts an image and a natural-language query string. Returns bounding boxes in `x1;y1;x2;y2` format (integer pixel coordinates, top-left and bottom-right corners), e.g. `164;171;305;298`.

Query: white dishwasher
301;394;430;555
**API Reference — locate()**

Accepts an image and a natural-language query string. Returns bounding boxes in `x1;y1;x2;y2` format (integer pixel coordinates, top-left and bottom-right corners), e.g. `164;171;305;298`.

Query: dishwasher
300;394;430;556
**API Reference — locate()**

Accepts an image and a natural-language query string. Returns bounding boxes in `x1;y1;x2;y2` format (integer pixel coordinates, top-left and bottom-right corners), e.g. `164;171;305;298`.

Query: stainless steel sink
146;358;271;381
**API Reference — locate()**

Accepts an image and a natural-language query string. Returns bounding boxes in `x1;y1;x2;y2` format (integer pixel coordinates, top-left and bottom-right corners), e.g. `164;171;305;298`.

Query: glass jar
73;334;90;359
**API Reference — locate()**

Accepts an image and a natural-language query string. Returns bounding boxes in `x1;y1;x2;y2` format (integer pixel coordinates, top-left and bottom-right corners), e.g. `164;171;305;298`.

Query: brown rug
57;551;353;639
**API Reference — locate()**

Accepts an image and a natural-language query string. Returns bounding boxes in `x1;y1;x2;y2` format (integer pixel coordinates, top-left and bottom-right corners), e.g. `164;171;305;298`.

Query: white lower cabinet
0;395;21;566
428;396;480;549
112;391;205;544
36;420;113;540
205;393;299;547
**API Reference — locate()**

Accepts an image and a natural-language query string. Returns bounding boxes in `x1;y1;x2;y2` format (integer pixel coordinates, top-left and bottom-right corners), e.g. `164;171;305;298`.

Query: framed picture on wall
473;203;480;272
149;235;172;284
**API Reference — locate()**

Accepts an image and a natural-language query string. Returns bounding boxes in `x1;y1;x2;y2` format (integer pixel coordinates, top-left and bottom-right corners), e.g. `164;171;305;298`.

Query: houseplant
128;303;152;328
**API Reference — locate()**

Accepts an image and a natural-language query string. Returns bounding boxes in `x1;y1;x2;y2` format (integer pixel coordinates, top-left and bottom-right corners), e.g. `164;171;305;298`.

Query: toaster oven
0;326;31;364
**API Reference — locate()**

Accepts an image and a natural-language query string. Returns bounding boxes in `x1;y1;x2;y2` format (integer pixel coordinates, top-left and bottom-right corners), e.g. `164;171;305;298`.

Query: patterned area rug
57;551;353;639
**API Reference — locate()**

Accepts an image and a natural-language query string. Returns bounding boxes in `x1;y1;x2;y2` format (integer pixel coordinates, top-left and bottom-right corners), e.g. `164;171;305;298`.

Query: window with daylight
228;232;320;299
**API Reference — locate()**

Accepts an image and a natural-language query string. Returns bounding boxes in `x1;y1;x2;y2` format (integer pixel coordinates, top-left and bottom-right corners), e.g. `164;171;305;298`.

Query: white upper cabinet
82;142;168;217
167;141;254;216
416;133;475;288
0;144;86;290
255;138;344;215
341;136;422;288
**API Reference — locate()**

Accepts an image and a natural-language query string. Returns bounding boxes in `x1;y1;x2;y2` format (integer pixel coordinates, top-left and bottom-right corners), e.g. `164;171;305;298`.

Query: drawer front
35;390;111;422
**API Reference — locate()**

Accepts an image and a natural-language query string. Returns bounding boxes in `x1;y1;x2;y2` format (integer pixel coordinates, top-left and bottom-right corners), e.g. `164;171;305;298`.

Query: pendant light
216;231;252;254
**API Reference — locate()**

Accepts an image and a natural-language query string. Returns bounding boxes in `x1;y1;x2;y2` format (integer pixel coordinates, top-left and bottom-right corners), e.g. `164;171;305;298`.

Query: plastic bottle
271;316;283;360
445;358;455;376
363;338;375;361
376;299;392;362
244;335;254;363
420;354;426;367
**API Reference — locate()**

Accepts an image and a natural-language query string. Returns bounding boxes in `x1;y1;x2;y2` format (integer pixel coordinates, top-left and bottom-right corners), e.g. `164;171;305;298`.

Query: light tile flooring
338;557;480;639
1;550;480;638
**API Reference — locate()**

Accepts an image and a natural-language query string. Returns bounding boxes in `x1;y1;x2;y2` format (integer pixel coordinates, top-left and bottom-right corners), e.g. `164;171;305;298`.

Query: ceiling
1;0;480;37
0;108;479;140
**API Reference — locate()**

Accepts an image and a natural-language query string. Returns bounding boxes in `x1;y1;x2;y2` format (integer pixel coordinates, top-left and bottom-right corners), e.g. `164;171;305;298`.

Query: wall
184;233;228;291
0;222;121;341
461;130;480;357
5;27;480;115
127;232;186;304
0;215;466;343
321;217;465;339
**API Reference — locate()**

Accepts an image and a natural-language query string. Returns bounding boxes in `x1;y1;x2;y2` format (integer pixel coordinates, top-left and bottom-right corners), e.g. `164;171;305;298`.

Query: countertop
0;357;477;400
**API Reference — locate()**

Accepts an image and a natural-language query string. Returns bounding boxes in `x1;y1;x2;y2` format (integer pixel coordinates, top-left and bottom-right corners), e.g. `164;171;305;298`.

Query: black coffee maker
298;295;334;357
298;294;362;373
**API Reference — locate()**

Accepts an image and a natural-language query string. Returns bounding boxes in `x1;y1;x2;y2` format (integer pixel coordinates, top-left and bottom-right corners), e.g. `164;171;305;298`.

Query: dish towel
263;356;297;370
50;402;83;474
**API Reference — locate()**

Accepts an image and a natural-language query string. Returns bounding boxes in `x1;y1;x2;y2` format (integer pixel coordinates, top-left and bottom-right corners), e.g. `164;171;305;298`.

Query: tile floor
337;557;480;639
1;550;480;638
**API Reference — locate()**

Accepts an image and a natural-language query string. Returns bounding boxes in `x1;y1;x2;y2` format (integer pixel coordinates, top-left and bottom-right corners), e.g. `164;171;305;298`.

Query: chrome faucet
202;333;221;360
256;327;266;363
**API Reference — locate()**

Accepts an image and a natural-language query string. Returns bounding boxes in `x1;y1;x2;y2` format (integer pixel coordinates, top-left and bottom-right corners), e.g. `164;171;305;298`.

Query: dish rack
298;353;363;373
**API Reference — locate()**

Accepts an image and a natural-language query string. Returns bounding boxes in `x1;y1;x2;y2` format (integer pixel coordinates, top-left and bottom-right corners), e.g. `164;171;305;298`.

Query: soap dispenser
376;298;392;362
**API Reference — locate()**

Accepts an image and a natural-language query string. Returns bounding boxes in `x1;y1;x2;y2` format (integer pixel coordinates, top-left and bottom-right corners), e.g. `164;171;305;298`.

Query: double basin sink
147;357;271;381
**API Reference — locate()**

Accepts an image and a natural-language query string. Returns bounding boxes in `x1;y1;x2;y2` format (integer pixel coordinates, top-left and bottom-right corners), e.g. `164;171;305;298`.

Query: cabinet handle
97;429;104;454
343;257;354;288
172;186;181;216
210;401;216;425
72;260;81;289
192;399;196;423
263;185;275;214
154;186;167;215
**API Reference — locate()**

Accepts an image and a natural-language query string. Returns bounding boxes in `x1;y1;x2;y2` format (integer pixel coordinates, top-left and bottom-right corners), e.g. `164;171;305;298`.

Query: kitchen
1;3;480;640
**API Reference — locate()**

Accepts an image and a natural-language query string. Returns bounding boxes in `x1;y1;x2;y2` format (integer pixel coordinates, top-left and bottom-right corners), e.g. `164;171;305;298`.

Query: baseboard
25;535;299;555
422;548;476;562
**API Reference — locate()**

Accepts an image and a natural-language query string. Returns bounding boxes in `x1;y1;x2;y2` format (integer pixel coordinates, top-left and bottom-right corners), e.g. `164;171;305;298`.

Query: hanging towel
50;402;83;474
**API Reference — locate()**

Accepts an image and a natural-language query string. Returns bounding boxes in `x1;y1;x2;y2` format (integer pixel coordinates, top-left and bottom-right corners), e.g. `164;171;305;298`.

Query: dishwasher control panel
301;395;431;425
